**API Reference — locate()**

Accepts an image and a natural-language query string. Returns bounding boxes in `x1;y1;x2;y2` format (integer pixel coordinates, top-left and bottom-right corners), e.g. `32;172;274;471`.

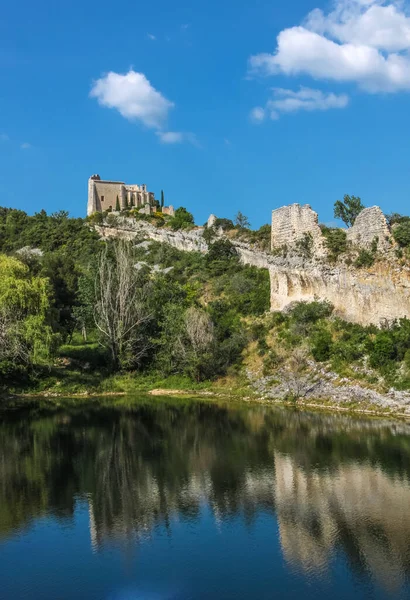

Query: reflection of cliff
2;401;410;593
274;452;410;591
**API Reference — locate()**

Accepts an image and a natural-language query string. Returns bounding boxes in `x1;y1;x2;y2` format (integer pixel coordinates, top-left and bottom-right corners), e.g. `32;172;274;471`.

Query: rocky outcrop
271;204;325;256
94;208;410;327
346;206;392;251
268;258;410;325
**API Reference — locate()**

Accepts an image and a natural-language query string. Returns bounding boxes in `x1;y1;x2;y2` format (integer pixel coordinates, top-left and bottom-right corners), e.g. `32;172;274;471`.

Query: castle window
101;195;104;203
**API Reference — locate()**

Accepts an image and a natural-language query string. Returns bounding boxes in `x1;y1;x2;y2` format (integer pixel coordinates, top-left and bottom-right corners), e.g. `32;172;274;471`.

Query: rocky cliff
95;207;410;327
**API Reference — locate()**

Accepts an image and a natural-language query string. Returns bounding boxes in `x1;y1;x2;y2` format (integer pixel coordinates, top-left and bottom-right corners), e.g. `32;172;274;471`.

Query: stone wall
346;206;392;251
271;204;325;256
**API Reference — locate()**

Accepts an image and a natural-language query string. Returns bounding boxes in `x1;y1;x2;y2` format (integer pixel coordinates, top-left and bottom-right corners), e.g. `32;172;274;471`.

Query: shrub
289;300;334;325
214;218;234;231
321;227;347;261
295;232;313;258
169;207;195;231
311;329;333;362
393;221;410;248
354;249;375;268
369;333;396;367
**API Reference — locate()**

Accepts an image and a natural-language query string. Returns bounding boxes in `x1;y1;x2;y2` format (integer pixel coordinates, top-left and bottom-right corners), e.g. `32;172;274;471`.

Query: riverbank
3;373;410;421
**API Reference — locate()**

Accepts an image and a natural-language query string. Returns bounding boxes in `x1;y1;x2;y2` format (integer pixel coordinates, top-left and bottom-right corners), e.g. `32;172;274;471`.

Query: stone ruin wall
271;203;393;255
271;204;325;256
269;203;410;325
346;206;392;251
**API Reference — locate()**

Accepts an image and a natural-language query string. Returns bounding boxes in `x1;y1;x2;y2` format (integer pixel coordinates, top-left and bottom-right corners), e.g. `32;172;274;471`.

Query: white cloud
156;131;198;145
250;106;266;123
90;70;174;129
20;142;31;149
147;33;156;40
157;131;184;144
251;87;349;121
0;133;9;141
249;0;410;93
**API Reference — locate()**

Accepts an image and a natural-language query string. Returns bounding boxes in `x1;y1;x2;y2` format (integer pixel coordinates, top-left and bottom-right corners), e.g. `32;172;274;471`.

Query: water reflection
1;399;410;593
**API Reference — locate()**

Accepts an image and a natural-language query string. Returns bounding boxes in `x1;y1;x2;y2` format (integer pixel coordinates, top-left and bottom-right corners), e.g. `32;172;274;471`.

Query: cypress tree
125;195;129;210
161;190;165;208
115;195;121;212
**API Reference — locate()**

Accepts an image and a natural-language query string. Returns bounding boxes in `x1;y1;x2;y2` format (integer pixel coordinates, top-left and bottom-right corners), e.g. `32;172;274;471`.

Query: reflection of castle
274;452;410;592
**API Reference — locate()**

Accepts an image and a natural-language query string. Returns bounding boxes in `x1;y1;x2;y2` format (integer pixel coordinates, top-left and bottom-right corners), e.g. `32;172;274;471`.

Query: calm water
1;398;410;599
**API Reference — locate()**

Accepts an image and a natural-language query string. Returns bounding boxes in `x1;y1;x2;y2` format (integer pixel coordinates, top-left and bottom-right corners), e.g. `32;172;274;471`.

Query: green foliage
288;300;334;326
311;328;333;362
334;194;365;227
393;221;410;248
321;226;347;261
369;333;396;368
295;232;313;258
214;218;234;231
242;224;272;251
115;196;120;212
354;249;375;268
0;254;55;378
234;211;250;229
386;213;410;226
161;190;165;208
206;239;240;275
202;226;217;244
169;207;195;230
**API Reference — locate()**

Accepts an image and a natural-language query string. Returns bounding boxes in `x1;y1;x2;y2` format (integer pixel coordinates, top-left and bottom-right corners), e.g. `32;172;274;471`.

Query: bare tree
95;241;152;369
184;307;214;355
0;308;30;365
281;348;320;401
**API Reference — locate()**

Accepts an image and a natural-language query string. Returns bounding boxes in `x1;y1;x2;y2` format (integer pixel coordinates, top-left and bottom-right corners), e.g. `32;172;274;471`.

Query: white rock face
94;213;410;327
207;214;217;228
268;259;410;326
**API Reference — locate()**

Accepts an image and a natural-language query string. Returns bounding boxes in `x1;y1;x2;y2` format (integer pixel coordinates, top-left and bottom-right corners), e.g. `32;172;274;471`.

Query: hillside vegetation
2;205;410;400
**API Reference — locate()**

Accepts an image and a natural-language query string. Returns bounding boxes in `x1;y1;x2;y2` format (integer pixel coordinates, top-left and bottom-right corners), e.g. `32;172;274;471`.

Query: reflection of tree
2;401;410;592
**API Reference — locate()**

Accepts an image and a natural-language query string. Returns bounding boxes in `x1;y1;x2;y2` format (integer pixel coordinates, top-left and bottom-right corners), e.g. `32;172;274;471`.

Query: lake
1;397;410;599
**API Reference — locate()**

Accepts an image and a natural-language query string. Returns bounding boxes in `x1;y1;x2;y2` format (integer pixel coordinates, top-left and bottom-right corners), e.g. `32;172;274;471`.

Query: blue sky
2;0;410;228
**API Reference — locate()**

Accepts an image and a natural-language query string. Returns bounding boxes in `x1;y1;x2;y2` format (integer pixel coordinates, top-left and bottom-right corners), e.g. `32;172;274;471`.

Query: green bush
369;333;396;367
311;329;333;362
169;207;195;231
354;249;375;268
295;232;313;258
393;221;410;248
321;227;347;261
289;300;334;325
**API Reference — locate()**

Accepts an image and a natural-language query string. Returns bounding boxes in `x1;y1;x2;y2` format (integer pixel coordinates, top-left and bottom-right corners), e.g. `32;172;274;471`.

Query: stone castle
87;174;174;216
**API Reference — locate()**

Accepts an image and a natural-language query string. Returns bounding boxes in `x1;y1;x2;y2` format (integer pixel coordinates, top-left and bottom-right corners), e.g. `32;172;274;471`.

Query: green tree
115;196;121;212
234;211;250;229
393;221;410;248
169;207;194;231
161;190;165;209
334;195;365;227
0;255;55;375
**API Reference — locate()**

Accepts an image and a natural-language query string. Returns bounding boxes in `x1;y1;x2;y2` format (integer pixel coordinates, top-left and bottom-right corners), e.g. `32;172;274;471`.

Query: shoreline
2;387;410;421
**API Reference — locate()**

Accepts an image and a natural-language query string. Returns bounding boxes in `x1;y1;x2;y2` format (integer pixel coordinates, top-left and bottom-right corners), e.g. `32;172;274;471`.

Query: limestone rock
346;206;392;251
207;214;217;228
